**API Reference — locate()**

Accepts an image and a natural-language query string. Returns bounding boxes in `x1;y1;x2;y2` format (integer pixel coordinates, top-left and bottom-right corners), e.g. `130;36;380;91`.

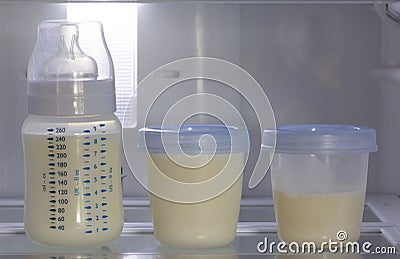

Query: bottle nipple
44;24;98;80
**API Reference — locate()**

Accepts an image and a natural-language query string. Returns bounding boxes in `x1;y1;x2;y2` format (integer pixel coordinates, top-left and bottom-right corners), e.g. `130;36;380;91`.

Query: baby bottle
22;20;123;246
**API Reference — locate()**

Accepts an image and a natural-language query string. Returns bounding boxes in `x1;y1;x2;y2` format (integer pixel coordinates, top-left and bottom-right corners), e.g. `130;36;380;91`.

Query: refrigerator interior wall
0;3;66;198
0;2;395;198
239;4;381;195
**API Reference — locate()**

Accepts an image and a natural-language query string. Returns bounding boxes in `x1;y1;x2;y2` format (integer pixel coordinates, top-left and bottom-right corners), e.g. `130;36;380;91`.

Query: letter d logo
257;237;268;253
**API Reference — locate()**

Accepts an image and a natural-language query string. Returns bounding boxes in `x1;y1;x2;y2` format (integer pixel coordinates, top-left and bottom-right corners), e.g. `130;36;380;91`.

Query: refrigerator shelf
0;0;397;4
0;194;398;257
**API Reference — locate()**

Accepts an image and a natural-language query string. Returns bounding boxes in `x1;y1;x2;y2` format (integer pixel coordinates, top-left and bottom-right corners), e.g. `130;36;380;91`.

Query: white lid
27;20;115;115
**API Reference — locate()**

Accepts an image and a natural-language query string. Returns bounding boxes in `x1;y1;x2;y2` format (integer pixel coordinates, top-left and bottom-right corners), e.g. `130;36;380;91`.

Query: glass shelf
0;0;397;4
0;195;398;257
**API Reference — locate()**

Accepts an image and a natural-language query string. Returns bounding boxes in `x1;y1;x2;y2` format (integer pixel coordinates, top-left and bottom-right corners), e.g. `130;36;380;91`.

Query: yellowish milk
23;133;123;246
148;153;244;248
273;190;365;245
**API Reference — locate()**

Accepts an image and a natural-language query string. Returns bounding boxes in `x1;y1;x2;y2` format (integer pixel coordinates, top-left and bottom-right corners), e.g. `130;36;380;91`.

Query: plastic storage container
262;125;378;246
22;20;123;246
140;124;250;248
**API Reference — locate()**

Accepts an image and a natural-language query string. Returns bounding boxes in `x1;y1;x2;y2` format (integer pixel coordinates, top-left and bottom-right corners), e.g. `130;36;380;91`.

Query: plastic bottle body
22;114;123;247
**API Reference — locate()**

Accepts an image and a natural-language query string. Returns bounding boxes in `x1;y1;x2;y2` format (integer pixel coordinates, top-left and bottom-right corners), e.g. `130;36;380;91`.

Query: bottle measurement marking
81;124;114;234
48;128;57;231
47;127;70;232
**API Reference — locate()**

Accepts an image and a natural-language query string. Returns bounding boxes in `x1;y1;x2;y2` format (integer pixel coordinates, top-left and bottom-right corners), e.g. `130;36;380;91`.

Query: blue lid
139;124;250;154
262;124;378;154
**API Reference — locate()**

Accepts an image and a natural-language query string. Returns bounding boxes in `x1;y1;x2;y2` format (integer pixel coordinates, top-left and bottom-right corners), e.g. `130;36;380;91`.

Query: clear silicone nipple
44;24;98;80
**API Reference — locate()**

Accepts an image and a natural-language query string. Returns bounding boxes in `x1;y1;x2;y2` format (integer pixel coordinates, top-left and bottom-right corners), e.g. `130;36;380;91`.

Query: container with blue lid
262;124;378;247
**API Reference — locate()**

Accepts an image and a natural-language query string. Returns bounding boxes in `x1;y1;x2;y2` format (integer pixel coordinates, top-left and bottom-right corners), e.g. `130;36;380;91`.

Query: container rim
139;124;250;154
262;124;378;154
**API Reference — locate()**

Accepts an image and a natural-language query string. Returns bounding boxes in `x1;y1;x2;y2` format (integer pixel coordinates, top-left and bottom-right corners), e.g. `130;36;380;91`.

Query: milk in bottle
22;20;123;247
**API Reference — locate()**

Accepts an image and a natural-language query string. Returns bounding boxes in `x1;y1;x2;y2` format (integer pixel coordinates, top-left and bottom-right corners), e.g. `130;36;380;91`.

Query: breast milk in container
263;124;377;246
141;124;250;248
22;20;123;247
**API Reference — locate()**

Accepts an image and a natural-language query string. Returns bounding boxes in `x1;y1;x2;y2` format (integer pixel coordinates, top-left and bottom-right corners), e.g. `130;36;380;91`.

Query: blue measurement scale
47;123;113;234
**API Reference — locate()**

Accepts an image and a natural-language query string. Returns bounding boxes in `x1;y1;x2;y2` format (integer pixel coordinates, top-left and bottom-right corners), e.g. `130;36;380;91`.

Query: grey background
0;2;394;198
